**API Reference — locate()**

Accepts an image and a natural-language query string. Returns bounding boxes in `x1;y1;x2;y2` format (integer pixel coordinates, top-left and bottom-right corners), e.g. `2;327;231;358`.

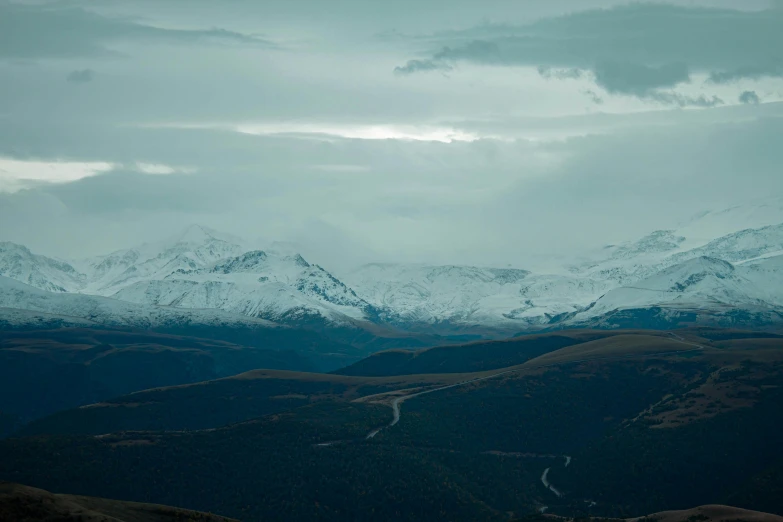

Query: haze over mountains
2;199;783;339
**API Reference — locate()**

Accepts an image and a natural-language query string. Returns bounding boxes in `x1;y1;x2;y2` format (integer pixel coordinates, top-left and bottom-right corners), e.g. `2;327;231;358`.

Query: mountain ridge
2;206;783;336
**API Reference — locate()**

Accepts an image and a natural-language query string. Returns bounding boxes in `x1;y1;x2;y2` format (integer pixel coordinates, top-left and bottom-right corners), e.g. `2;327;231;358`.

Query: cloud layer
1;0;781;270
0;3;275;59
395;3;783;103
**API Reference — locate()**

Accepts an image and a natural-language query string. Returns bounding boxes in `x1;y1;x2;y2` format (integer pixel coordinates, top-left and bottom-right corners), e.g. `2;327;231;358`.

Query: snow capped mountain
604;230;686;261
739;254;783;307
0;242;85;293
676;197;783;248
560;256;783;329
2;204;783;337
669;223;783;265
111;250;377;326
0;275;279;330
81;225;246;294
571;217;783;287
343;263;598;329
587;257;758;313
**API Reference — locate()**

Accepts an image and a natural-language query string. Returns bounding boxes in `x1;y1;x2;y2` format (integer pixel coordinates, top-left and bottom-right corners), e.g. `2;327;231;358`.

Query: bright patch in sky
0;157;115;193
135;163;195;175
159;122;481;143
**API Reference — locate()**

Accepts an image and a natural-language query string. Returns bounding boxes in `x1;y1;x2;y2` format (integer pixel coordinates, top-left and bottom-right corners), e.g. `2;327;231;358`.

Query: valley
1;328;781;520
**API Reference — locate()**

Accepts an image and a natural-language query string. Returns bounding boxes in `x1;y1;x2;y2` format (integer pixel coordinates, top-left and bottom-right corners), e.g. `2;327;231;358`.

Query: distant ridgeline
2;210;783;346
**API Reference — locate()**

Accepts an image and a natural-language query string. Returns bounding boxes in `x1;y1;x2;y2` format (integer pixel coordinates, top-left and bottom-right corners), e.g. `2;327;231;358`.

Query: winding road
366;370;518;438
541;467;564;498
356;331;708;501
364;333;705;440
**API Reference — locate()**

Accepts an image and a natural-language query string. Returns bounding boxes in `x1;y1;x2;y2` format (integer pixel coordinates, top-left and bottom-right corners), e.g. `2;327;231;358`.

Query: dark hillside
336;330;670;376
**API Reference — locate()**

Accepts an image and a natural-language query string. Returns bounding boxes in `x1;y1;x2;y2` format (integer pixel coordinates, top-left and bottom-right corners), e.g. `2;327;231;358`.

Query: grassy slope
19;331;705;436
0;482;238;522
0;328;322;425
19;370;467;436
2;330;783;520
336;330;696;377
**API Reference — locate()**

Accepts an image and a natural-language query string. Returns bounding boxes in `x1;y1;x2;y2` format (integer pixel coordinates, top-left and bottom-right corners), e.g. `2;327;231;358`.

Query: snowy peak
677;197;783;246
295;264;369;310
614;255;742;302
0;242;85;293
569;256;772;327
672;223;783;264
344;263;549;328
157;225;244;264
5;205;783;334
608;230;686;260
651;256;736;293
210;251;271;274
107;248;376;326
82;225;247;294
174;224;223;245
209;251;311;275
0;275;278;330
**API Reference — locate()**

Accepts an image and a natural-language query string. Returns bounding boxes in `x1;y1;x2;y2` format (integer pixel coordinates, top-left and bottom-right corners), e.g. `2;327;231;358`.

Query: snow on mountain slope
4;208;783;335
669;223;783;265
80;225;246;294
111;250;377;326
739;254;783;307
676;197;783;249
0;275;279;329
0;242;85;293
343;263;611;328
604;230;686;261
567;257;781;326
571;230;692;285
571;221;783;287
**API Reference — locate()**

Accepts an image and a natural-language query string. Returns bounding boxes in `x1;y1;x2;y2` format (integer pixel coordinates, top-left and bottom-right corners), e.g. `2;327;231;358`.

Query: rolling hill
2;329;781;520
0;482;237;522
0;327;341;429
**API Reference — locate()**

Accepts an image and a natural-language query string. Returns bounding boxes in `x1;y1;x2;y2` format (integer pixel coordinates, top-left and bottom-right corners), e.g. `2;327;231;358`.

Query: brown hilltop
0;482;238;522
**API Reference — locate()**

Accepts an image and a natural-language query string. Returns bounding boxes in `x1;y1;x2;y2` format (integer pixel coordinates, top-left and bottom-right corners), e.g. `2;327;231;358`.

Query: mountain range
2;200;783;341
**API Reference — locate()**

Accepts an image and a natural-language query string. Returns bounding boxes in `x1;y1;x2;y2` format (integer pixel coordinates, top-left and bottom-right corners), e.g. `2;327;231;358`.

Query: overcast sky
1;0;782;271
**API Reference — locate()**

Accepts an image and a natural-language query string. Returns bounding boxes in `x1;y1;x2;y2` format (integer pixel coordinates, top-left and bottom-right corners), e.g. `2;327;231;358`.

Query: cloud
538;66;583;81
0;156;115;193
582;90;604;105
433;40;502;64
66;68;94;84
0;3;276;59
592;62;690;96
645;92;723;108
394;59;452;75
1;108;782;267
589;61;721;107
708;64;783;84
739;90;761;105
395;3;783;85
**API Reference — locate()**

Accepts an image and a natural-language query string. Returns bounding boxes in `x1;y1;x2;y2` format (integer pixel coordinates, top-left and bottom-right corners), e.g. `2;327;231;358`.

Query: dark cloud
645;92;723;108
589;61;710;107
0;3;276;59
395;3;783;85
592;62;690;96
433;40;502;64
538;66;583;80
739;90;761;105
66;68;94;84
394;59;452;75
708;64;783;84
582;90;604;105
